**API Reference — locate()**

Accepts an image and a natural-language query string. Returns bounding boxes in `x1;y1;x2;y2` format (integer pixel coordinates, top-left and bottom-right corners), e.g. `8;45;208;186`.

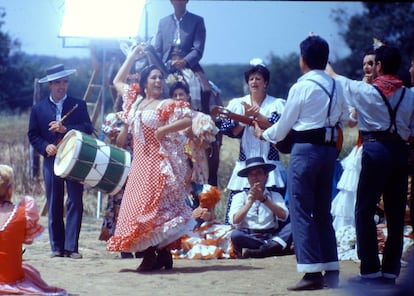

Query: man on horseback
152;0;222;187
153;0;212;115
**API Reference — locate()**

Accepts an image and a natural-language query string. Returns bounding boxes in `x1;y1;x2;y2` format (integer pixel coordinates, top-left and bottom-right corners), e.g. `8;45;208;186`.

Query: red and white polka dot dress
107;101;195;252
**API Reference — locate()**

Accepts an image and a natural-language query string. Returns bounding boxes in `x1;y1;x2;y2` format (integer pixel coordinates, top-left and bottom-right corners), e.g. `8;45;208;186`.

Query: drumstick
60;104;79;123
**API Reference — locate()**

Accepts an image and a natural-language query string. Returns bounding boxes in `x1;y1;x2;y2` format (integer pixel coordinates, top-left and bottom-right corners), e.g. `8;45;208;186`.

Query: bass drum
54;130;131;195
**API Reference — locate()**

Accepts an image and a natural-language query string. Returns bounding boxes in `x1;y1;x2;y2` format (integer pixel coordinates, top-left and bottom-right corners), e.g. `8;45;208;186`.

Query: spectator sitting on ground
228;157;292;259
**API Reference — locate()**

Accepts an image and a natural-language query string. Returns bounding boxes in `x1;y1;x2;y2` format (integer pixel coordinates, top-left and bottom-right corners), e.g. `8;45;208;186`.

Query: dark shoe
121;252;134;259
348;275;394;286
50;251;64;258
154;248;173;270
136;247;157;272
241;248;254;259
287;273;324;291
65;251;83;259
380;277;396;285
242;241;284;259
324;270;340;288
134;252;144;258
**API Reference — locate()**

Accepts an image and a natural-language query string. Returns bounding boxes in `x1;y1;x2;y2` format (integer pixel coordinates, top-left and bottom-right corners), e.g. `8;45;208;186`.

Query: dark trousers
207;133;222;186
43;158;84;253
231;221;292;252
408;145;414;230
194;70;212;114
356;141;407;277
288;143;339;272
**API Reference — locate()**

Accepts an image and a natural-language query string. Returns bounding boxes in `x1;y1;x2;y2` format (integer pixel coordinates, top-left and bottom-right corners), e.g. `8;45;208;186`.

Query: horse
121;41;223;186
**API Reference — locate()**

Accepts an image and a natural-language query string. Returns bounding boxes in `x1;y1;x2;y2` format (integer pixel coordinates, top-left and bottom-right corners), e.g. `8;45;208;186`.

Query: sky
0;0;364;65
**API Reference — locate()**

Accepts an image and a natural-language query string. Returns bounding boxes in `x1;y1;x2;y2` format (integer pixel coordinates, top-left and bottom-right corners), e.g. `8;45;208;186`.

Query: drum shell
54;130;131;195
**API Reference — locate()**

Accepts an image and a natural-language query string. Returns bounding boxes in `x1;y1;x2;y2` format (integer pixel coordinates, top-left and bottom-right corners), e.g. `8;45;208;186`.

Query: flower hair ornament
373;38;386;50
166;72;185;87
250;58;266;67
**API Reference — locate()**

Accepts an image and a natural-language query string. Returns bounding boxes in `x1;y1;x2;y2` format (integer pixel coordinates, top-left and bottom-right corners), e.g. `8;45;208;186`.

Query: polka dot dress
107;101;195;252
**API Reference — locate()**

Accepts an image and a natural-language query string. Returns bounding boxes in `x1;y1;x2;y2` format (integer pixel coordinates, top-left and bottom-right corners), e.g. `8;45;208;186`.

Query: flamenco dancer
107;45;196;271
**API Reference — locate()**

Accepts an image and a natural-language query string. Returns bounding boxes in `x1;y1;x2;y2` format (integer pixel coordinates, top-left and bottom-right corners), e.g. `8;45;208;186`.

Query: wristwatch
260;195;268;203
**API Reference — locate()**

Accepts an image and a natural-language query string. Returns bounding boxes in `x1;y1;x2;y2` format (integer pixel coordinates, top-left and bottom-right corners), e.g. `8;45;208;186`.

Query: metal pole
145;2;148;41
96;48;107;219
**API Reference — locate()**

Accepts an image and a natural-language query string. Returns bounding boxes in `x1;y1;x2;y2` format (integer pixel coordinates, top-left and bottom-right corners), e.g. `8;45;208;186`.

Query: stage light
59;0;146;39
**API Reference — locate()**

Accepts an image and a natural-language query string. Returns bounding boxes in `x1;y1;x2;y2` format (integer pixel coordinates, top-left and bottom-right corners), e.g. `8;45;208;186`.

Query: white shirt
225;94;287;190
263;70;349;143
49;95;67;121
228;189;288;230
336;75;414;140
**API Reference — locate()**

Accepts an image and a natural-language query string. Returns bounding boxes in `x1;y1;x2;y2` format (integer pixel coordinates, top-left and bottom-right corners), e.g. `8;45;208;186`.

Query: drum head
54;130;82;177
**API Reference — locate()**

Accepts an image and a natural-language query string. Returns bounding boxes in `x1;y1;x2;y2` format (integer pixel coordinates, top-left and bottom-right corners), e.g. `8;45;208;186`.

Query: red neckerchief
372;75;403;98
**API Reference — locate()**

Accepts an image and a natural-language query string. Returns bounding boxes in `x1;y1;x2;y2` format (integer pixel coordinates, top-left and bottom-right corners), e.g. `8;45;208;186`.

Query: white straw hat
38;64;76;83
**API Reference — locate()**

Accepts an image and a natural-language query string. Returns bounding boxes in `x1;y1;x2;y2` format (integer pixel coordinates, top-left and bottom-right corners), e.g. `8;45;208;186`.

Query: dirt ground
21;216;412;296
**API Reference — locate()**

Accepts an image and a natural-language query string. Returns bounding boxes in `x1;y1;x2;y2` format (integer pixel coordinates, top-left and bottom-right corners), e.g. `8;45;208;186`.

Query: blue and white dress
219;94;287;223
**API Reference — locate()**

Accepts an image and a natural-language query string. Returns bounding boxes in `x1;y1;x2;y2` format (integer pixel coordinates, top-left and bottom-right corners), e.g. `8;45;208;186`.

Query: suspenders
307;79;342;148
373;85;406;135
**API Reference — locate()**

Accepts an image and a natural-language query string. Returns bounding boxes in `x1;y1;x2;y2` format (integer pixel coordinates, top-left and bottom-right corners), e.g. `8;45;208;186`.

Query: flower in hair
166;73;184;87
373;38;386;50
250;58;265;67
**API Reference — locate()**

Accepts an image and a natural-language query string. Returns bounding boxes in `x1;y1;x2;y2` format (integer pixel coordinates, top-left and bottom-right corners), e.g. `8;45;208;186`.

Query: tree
333;2;414;84
267;53;301;99
0;7;27;111
204;64;247;103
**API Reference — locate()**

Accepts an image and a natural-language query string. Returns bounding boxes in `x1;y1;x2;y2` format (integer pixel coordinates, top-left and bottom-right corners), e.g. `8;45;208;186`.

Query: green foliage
204;64;247;102
333;2;414;84
267;53;301;99
0;8;26;111
204;53;301;103
1;3;414;113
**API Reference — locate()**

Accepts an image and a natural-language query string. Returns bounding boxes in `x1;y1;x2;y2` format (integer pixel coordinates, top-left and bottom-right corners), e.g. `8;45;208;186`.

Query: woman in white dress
219;61;287;224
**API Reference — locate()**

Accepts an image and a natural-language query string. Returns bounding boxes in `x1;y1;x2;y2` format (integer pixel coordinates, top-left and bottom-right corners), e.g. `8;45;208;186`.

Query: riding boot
136;246;157;272
242;241;284;259
154;248;173;270
201;90;211;114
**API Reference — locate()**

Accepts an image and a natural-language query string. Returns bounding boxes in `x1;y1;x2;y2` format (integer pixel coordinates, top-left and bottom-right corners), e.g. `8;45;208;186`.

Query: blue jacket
154;11;206;73
28;96;94;158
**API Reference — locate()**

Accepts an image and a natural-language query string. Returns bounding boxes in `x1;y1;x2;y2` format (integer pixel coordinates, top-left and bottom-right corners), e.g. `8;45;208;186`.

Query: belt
291;128;336;147
246;228;277;234
361;131;404;143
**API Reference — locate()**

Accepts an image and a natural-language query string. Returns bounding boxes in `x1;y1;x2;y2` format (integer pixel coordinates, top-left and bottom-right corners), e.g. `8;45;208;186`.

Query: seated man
229;157;292;258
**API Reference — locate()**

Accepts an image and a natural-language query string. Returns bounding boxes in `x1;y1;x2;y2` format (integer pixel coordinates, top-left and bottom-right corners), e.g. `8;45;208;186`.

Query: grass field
0;112;358;221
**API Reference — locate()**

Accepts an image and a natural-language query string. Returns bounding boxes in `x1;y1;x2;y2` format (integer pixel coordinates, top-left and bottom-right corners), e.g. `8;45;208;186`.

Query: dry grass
0;113;358;222
0;112;98;215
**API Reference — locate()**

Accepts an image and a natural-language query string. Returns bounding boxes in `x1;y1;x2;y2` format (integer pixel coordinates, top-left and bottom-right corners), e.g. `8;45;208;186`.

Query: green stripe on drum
95;146;127;193
67;133;98;182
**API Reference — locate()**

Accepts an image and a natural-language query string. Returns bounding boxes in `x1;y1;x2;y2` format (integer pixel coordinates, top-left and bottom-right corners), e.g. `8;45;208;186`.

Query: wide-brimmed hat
237;157;276;177
38;64;76;83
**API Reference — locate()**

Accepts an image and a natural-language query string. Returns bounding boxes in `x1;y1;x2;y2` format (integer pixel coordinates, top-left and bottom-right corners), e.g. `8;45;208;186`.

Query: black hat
237;157;276;177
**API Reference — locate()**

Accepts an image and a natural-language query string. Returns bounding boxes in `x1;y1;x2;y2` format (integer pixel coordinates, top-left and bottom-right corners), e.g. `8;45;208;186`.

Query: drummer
28;64;94;259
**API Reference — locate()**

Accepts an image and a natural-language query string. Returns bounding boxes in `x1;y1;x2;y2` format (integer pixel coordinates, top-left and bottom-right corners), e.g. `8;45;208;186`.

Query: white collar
49;94;67;106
